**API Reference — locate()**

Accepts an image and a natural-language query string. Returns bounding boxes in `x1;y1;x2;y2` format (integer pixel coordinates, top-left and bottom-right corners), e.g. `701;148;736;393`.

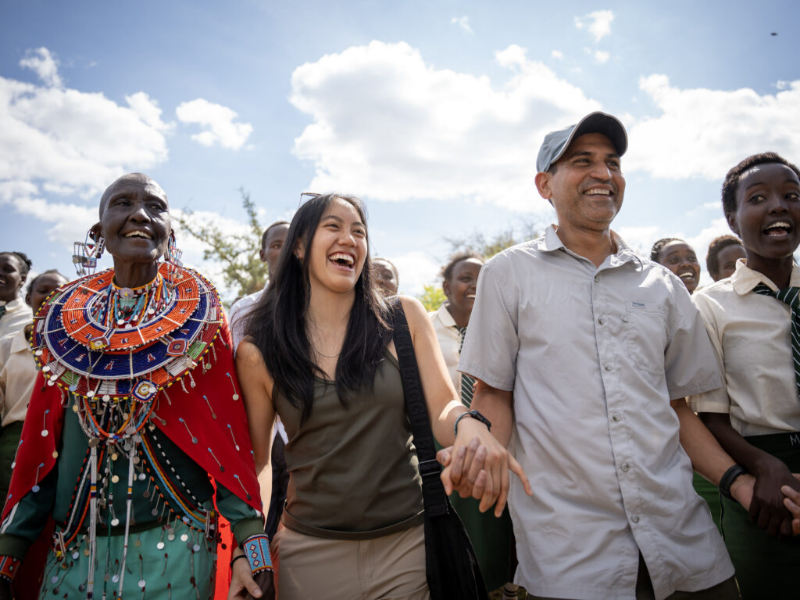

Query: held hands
438;418;532;517
781;475;800;536
228;547;275;600
739;456;800;539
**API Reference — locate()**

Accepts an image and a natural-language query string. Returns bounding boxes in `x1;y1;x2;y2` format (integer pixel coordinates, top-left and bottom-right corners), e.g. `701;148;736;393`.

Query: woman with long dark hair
231;194;526;599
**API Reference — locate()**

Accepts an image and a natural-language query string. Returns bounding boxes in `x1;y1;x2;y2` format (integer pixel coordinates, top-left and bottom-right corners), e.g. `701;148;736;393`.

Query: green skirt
719;433;800;600
38;521;216;599
692;471;721;532
0;421;24;503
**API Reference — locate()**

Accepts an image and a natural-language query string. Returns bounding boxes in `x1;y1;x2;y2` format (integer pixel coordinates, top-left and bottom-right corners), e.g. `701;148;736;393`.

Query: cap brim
549;111;628;168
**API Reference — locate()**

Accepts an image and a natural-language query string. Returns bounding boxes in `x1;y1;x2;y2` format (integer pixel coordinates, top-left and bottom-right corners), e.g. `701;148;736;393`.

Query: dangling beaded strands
116;442;137;598
86;445;98;599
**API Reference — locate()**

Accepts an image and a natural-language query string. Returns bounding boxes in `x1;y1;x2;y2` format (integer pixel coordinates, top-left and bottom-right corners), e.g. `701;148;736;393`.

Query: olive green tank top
274;349;424;539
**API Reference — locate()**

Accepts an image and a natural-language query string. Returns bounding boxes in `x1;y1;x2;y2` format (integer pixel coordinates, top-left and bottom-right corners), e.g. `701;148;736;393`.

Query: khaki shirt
459;226;731;600
689;261;800;436
0;327;36;427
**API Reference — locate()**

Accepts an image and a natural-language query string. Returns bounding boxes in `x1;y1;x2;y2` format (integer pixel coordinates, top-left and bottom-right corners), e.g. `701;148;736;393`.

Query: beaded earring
72;229;105;276
164;230;183;285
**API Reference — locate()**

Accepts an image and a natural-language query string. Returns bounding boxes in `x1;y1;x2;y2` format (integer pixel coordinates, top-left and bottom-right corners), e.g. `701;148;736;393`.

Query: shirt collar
730;259;800;295
0;297;23;310
539;224;644;271
436;303;457;328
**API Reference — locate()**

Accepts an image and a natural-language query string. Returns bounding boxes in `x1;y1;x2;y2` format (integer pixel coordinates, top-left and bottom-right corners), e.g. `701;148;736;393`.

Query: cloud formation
20;47;63;88
451;16;474;35
290;41;599;210
626;76;800;180
594;50;610;64
0;48;173;200
175;99;253;150
575;10;614;42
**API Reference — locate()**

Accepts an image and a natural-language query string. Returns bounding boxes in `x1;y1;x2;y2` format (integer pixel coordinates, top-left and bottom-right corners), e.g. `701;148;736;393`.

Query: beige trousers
272;523;430;600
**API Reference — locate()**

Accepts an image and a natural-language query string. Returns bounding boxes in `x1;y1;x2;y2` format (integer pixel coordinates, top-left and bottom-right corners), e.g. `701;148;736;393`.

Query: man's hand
438;429;531;517
228;549;275;600
748;455;800;539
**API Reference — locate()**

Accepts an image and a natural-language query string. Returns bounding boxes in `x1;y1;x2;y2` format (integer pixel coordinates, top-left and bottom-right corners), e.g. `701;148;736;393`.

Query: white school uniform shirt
689;260;800;436
429;304;462;395
0;327;37;427
459;226;732;600
0;298;32;341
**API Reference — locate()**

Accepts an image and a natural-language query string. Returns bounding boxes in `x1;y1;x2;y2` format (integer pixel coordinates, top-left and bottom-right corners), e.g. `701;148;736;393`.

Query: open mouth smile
329;252;355;271
763;221;793;237
584;186;614;197
123;231;154;240
679;272;697;281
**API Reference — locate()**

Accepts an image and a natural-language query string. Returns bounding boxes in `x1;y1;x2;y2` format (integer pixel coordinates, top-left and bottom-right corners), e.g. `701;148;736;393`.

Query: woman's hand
782;473;800;536
228;548;273;600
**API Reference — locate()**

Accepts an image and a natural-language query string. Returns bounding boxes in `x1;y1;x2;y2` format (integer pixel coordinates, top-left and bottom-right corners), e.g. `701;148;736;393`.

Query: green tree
175;189;267;302
418;284;448;312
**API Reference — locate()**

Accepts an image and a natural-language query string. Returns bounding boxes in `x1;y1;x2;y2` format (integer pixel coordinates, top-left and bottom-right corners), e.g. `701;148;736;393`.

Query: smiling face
98;174;171;267
304;198;368;295
0;254;25;303
26;272;68;314
657;240;701;294
727;163;800;272
713;244;746;281
373;259;398;297
537;133;625;232
443;258;482;326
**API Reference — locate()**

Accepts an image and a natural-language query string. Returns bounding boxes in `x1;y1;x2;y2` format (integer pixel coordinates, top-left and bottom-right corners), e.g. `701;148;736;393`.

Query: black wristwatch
454;410;492;436
719;464;747;499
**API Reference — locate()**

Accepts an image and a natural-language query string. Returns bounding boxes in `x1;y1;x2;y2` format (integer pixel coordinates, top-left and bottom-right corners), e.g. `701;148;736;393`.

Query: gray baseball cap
536;111;628;173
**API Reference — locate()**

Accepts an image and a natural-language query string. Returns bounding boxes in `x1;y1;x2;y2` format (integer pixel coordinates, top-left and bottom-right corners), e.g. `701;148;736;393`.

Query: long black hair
244;193;392;422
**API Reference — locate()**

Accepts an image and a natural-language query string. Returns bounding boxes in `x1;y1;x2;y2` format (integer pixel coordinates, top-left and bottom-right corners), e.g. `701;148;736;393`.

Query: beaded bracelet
243;534;273;574
0;556;20;582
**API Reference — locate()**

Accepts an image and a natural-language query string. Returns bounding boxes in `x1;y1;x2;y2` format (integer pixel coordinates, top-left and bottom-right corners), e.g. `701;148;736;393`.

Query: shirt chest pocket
623;301;668;375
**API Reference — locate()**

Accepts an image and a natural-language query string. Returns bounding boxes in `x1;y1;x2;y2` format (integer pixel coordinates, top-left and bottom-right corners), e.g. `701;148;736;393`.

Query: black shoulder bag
392;300;488;600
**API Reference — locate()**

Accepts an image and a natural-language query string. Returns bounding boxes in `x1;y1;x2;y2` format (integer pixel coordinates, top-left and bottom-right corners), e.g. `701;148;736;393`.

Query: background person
230;220;290;351
233;193;527;599
691;152;800;598
706;234;746;282
0;252;33;340
429;251;518;599
650;237;702;294
373;257;399;297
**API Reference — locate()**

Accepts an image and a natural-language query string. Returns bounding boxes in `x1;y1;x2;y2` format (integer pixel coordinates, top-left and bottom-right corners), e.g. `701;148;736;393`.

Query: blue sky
2;0;800;298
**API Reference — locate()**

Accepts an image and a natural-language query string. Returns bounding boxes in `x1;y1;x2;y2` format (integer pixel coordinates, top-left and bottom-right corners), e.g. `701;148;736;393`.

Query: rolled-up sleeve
457;258;519;391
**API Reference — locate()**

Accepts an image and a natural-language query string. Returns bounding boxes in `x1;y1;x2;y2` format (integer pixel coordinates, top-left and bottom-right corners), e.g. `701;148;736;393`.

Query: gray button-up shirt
459;226;732;600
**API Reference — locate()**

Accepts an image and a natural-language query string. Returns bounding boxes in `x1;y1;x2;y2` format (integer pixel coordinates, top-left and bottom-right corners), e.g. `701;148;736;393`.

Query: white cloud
290;41;600;211
626;76;800;181
175;98;253;150
594;50;610;64
19;47;63;88
616;225;660;257
551;50;564;60
387;251;442;295
575;10;615;42
450;16;474;35
0;47;173;199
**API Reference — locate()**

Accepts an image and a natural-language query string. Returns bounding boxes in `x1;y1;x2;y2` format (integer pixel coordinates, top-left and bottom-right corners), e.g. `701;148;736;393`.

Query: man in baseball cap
444;112;751;598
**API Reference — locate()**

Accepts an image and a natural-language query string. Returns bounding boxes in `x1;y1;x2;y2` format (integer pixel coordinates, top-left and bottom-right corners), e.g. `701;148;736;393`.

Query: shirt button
604;363;612;372
598;317;605;325
612;413;621;422
631;515;640;523
621;315;629;323
594;276;600;283
621;462;630;472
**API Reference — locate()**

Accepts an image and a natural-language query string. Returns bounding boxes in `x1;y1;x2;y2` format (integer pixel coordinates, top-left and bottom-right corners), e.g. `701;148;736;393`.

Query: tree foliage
417;284;448;312
175;189;267;301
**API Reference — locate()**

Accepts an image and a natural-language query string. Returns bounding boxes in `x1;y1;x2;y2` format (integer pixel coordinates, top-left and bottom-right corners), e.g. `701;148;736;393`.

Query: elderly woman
0;174;268;599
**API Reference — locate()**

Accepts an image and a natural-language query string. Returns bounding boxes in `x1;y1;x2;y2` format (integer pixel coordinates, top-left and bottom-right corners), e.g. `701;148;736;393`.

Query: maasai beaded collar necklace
29;262;223;599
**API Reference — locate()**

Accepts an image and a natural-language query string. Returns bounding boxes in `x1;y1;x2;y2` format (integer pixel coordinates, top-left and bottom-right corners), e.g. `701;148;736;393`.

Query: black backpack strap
391;298;450;518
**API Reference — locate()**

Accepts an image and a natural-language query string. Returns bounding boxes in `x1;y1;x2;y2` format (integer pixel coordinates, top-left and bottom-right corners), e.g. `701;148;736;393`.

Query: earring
163;231;183;286
72;229;105;276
